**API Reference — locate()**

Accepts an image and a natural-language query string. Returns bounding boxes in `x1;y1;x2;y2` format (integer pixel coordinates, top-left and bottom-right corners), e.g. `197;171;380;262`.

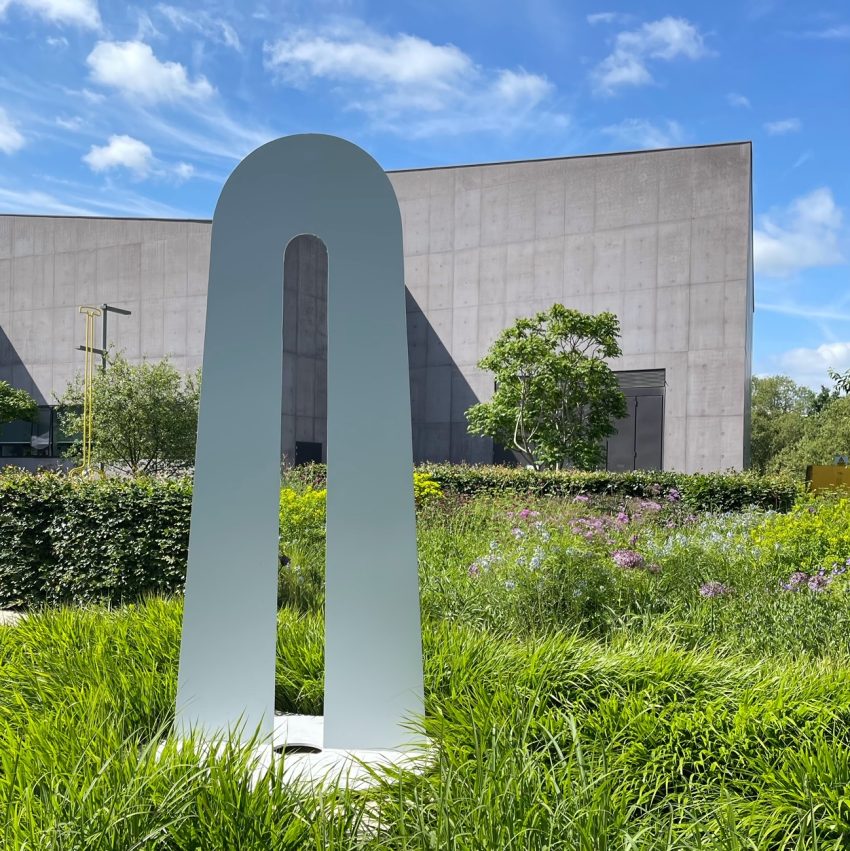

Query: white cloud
0;107;25;154
156;4;241;50
754;187;846;277
727;92;750;108
55;115;83;130
764;117;801;135
602;117;684;149
592;16;709;94
83;135;153;176
801;24;850;39
263;22;563;137
586;12;628;25
46;34;68;46
173;161;194;180
0;0;100;28
779;342;850;388
86;40;215;103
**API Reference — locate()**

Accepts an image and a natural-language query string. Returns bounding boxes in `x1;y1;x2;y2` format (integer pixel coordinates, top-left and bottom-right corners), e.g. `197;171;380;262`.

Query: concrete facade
0;141;753;472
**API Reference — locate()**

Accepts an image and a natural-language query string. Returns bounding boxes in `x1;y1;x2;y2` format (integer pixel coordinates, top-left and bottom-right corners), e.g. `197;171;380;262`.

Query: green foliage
750;374;815;473
413;469;443;506
771;395;850;477
466;304;628;470
57;349;201;475
0;379;38;425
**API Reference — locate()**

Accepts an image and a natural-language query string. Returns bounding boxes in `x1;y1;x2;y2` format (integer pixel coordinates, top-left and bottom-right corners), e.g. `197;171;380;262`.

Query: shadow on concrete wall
0;325;44;403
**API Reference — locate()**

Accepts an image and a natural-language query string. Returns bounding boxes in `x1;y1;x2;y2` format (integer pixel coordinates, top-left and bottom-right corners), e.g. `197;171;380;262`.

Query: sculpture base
159;714;430;791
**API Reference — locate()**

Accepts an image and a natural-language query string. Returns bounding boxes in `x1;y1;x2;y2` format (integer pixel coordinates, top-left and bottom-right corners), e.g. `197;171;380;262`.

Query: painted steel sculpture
175;134;424;753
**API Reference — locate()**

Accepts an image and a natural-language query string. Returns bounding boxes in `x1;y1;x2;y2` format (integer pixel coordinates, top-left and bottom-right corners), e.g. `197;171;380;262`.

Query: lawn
3;486;850;848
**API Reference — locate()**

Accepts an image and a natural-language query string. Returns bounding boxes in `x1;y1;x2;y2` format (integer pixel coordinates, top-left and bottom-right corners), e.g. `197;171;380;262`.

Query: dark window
294;441;323;465
0;405;80;458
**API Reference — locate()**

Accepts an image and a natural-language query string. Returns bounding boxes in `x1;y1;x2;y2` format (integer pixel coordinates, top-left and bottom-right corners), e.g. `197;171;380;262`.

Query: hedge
0;465;800;610
284;463;801;513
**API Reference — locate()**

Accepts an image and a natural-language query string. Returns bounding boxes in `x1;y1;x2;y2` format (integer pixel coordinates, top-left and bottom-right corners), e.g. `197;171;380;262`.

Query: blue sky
0;0;848;388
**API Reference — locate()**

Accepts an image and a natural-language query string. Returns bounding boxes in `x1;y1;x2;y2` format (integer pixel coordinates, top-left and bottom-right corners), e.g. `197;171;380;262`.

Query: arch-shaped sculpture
175;134;424;751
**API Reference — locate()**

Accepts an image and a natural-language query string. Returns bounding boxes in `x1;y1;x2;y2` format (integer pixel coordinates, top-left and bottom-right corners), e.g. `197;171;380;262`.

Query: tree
0;381;38;426
771;396;850;477
466;304;627;470
57;351;201;475
749;375;815;473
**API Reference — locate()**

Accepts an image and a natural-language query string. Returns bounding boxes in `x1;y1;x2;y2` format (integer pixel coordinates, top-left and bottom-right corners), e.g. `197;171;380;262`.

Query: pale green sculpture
175;134;424;753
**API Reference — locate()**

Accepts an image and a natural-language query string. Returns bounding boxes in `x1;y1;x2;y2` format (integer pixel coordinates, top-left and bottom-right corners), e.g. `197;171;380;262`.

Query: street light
75;302;132;371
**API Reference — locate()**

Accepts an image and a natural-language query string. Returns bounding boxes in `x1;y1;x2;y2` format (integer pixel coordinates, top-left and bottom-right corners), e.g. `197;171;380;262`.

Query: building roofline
0;140;752;223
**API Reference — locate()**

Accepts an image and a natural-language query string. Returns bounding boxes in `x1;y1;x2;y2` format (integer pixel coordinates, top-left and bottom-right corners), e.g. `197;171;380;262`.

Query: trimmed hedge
283;462;801;513
0;465;800;610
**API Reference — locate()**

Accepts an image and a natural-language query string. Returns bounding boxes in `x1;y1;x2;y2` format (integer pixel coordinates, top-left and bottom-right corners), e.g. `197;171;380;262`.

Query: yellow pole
70;306;102;477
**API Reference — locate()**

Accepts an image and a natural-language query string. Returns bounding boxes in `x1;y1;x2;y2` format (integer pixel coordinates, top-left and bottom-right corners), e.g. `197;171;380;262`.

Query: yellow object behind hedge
806;465;850;493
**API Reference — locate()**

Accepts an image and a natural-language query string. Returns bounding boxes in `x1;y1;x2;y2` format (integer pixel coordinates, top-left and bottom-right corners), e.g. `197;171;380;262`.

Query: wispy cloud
754;187;846;277
601;117;684;149
86;40;215;103
726;92;750;108
765;117;801;135
0;0;100;29
263;21;566;138
586;12;630;26
155;4;242;51
779;341;850;388
592;16;710;94
0;106;25;154
799;24;850;39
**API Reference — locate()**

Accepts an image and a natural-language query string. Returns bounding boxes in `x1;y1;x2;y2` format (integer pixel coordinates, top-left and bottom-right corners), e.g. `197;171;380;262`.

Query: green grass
3;490;850;848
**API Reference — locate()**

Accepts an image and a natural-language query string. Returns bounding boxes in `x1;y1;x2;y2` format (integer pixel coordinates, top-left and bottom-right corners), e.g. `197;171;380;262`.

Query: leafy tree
466;304;627;470
771;396;850;477
58;351;201;475
0;381;38;426
749;375;815;473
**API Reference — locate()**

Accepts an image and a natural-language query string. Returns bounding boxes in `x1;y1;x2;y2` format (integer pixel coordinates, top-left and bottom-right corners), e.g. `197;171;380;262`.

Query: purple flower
782;571;809;591
666;488;681;502
629;534;639;547
612;549;644;569
504;580;516;590
647;563;662;574
573;494;590;503
684;514;698;525
518;508;540;520
649;484;662;496
468;563;480;577
640;500;663;512
615;511;630;525
699;581;732;598
511;527;525;539
808;573;832;592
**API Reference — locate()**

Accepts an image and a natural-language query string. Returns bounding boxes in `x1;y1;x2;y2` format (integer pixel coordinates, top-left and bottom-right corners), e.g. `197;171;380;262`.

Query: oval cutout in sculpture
175;134;424;752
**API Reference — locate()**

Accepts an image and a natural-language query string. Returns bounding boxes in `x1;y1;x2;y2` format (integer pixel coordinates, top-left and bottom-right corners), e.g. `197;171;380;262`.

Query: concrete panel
163;296;188;357
426;309;453;366
658;148;694;222
621;289;656;355
480;183;509;247
0;258;9;315
656;221;691;287
388;169;432;201
0;217;11;258
281;414;296;459
480;162;514;188
450;370;478;422
686;416;725;473
623;225;658;291
51;306;77;364
592;230;624;293
564;233;594;295
96;245;120;303
478;244;507;305
140;298;165;355
655;285;689;352
164;236;189;298
533;236;565;301
188;231;211;296
118;243;142;304
294;415;315;442
591;289;623;318
429;194;455;253
428;252;453;310
478;302;505;353
113;300;141;358
689;282;725;350
562;159;595;234
686;349;747;418
94;218;125;248
425;365;452;423
453;248;480;309
282;287;297;353
725;211;749;280
140;240;166;299
315;358;327;419
690;215;726;284
400;195;430;255
535;177;566;239
724;279;748;350
282;357;296;414
505;242;534;303
454;189;481;250
692;144;748;218
655;351;688;419
507;178;536;243
663;415;687;472
456;166;482;191
452;305;478;366
406;309;428;369
409;366;426;423
404;254;428;304
295;356;316;417
28;363;53;399
421;423;451;461
719;415;745;470
596;156;657;230
297;292;318;357
52;361;76;398
450;422;491;464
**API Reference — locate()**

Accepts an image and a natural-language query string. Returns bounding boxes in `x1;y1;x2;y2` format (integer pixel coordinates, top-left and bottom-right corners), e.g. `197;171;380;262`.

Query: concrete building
0;141;753;472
